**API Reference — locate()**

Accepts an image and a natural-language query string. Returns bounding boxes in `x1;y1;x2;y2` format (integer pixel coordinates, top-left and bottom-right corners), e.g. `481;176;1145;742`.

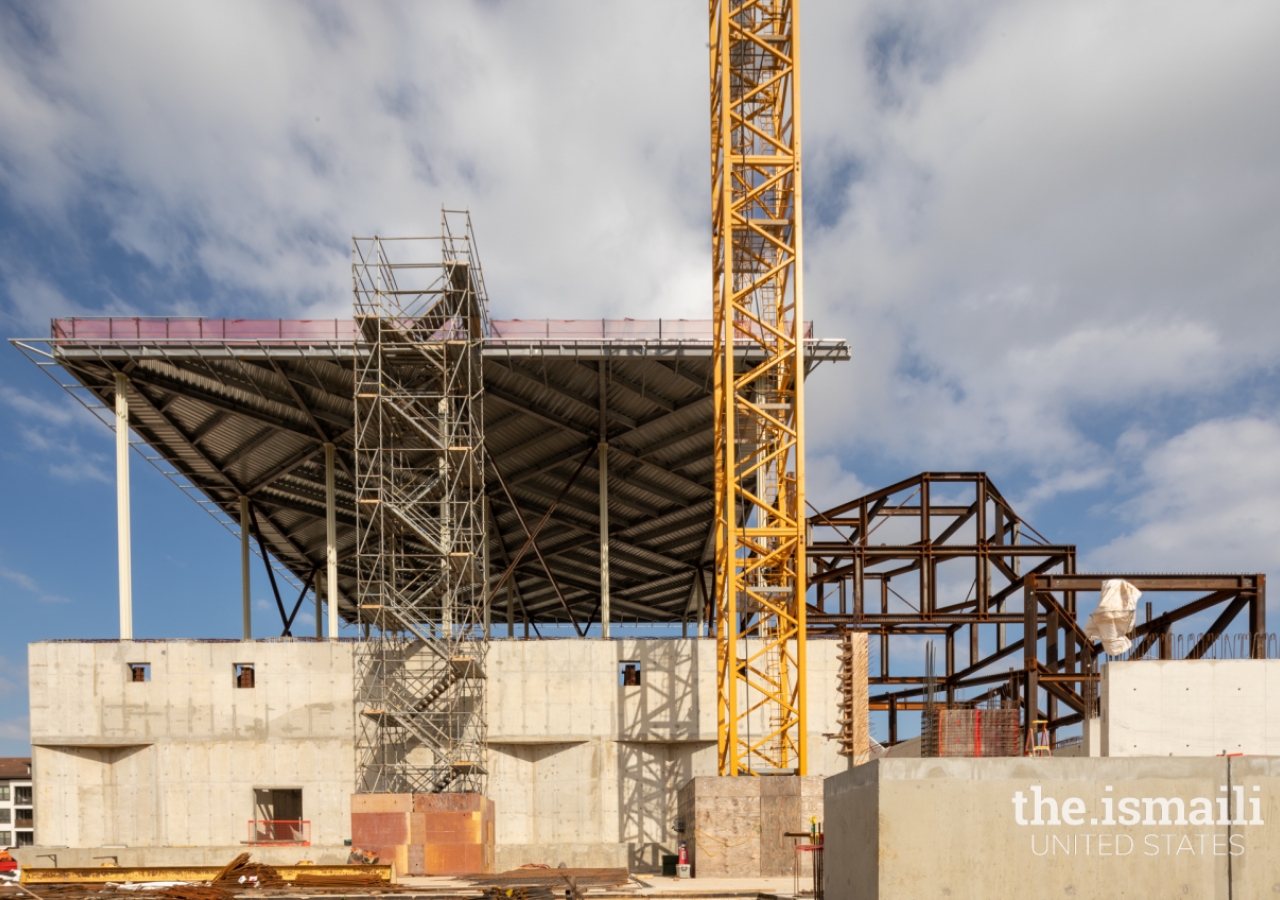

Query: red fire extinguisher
678;841;689;866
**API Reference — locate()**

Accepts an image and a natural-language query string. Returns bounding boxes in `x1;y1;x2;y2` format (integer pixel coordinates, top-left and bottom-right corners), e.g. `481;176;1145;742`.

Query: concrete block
825;756;1280;899
1104;660;1280;757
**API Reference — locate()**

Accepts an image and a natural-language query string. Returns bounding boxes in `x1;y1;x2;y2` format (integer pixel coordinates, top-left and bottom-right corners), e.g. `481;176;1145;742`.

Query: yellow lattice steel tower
711;0;808;776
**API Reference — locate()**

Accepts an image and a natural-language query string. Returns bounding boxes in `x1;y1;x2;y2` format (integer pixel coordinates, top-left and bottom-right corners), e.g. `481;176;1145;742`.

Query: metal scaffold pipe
352;210;491;796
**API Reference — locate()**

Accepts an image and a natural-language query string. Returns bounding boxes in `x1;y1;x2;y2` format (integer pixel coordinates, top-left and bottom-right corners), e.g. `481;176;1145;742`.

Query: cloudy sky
0;1;1278;752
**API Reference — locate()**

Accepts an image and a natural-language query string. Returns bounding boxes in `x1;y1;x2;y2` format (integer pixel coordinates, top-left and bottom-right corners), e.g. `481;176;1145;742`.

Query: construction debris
470;868;629;900
13;853;408;900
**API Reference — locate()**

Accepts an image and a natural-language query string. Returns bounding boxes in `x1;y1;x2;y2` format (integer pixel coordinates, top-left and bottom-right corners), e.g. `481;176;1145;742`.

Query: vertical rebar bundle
835;632;869;764
352;212;490;795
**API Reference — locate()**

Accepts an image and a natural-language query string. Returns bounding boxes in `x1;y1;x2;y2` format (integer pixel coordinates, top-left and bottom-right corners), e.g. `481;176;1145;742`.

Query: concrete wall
1102;660;1280;757
28;636;853;872
487;637;849;871
825;756;1280;900
29;640;355;854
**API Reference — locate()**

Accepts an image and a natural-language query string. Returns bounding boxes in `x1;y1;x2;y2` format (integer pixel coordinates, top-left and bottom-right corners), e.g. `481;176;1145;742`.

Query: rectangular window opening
619;661;641;686
14;787;31;806
0;831;9;847
128;663;151;682
235;664;255;689
252;788;305;844
0;787;9;802
14;832;32;848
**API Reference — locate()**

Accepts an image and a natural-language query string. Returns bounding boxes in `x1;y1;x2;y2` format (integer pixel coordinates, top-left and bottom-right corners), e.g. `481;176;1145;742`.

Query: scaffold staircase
352;212;491;796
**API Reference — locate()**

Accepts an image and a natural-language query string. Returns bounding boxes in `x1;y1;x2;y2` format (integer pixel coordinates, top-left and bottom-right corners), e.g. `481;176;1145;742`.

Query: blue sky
2;1;1279;753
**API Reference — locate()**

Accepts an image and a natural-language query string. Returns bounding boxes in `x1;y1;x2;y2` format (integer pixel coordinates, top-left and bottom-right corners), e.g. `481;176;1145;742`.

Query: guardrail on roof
50;317;816;342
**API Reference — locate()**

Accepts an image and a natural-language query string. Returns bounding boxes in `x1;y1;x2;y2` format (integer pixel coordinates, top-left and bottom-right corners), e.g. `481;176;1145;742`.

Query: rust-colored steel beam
809;471;1271;752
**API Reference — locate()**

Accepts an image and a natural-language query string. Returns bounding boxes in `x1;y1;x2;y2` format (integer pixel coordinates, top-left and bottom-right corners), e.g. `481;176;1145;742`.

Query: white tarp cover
1083;579;1142;654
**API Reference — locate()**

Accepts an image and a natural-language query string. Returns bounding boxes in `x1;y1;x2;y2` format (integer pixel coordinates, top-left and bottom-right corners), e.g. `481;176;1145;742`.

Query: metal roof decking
14;317;848;631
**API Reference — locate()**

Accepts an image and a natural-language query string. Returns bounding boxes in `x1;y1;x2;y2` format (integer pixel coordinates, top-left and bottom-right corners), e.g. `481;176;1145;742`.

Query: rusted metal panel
425;842;484;876
421;810;483;844
351;811;410;846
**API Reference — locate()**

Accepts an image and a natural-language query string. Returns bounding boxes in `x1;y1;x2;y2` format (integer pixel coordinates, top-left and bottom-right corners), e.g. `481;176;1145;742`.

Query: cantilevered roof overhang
14;317;849;631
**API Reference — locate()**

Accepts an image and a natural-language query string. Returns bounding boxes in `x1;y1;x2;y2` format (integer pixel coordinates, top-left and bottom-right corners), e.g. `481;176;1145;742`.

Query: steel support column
598;362;611;639
324;441;338;641
598;444;610;639
239;494;251;640
315;571;323;638
115;372;133;641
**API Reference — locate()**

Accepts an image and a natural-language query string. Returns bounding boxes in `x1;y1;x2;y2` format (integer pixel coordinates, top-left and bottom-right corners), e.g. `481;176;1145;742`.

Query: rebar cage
352;211;491;795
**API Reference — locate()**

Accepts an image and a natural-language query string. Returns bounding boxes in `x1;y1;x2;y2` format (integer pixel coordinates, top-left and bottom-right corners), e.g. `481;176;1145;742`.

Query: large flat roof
15;317;849;632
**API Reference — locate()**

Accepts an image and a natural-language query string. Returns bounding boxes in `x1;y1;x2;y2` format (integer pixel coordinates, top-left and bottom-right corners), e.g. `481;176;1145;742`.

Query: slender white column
115;373;133;641
599;442;610;639
598;362;610;640
696;571;706;638
240;495;251;639
325;442;339;640
314;571;324;638
506;580;515;638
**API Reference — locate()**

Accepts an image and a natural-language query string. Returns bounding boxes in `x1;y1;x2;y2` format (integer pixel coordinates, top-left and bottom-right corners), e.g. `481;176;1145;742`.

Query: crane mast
710;0;808;776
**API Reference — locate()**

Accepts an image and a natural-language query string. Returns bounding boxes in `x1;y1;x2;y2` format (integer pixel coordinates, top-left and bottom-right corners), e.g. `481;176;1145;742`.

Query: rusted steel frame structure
807;472;1268;750
351;211;490;796
808;473;1072;744
1017;572;1267;748
711;0;809;776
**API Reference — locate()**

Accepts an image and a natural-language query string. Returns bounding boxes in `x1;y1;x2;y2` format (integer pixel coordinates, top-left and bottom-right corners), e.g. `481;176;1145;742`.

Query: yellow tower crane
710;0;808;776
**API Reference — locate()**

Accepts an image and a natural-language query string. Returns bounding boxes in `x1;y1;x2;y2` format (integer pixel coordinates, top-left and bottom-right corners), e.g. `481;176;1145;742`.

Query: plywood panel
352;793;412;814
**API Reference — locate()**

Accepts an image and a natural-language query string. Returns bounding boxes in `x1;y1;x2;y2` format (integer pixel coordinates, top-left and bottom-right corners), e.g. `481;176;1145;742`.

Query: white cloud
1089;416;1280;575
800;0;1280;500
0;2;710;319
0;383;76;425
0;0;1276;585
0;656;28;698
0;716;29;742
0;566;69;603
0;568;36;592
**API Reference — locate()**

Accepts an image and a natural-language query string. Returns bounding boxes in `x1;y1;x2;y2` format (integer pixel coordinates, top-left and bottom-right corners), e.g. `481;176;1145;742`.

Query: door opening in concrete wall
620;661;642;686
234;663;255;688
255;788;303;820
128;663;150;682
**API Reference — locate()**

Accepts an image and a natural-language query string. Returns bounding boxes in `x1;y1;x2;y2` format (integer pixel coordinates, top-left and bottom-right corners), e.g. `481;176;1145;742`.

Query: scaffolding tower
353;211;490;796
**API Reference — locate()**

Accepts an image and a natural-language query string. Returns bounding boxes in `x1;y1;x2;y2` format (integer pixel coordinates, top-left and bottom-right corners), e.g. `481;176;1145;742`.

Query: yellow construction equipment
710;0;808;776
